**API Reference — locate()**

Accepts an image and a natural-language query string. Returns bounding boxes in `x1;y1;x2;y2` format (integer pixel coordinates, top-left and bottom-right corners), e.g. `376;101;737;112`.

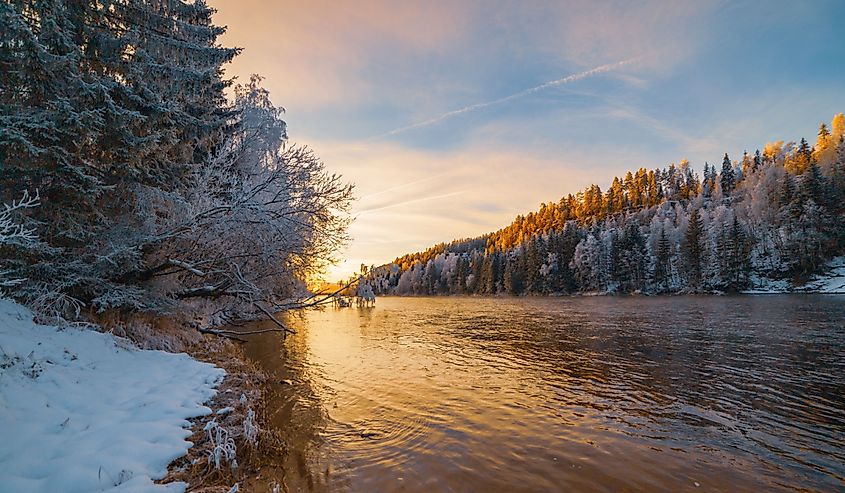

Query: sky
210;0;845;281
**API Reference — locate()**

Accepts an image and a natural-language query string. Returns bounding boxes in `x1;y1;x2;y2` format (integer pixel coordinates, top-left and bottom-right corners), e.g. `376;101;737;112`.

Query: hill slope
363;114;845;296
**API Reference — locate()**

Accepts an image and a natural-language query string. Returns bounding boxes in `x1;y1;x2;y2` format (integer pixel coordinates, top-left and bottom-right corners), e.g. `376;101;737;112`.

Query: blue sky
212;0;845;279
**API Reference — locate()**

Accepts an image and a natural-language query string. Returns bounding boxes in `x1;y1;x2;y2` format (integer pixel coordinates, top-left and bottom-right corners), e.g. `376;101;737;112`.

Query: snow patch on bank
0;298;224;492
742;276;792;294
742;257;845;294
799;256;845;294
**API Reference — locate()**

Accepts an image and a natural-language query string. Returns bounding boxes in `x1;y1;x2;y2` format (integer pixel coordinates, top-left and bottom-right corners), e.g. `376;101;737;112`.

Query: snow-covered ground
0;298;224;492
742;276;792;294
799;256;845;294
742;256;845;294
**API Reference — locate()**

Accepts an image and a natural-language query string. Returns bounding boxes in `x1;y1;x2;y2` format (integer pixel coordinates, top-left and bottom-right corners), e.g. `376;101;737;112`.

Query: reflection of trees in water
238;315;338;492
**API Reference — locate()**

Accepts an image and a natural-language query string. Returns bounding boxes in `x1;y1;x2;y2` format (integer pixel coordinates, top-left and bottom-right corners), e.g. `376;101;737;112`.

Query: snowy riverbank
0;298;224;492
743;256;845;294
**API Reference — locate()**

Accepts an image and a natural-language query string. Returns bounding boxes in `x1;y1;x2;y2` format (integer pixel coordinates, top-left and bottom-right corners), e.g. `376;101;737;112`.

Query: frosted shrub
243;409;259;446
204;420;238;470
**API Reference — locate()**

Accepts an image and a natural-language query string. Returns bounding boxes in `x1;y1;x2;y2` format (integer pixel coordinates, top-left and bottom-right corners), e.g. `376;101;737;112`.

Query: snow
741;257;845;294
741;275;791;294
799;256;845;294
0;298;224;493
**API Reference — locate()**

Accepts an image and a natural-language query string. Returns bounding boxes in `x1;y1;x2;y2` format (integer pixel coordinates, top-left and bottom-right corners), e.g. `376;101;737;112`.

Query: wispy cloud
370;57;642;140
359;190;467;214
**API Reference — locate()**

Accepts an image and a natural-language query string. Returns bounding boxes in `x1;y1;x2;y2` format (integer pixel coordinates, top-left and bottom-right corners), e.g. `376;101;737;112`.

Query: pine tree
741;150;753;177
725;216;750;290
683;208;705;288
814;123;833;166
833;137;845;198
789;138;813;174
702;163;713;198
503;254;525;295
720;153;735;197
654;227;671;292
453;256;467;294
800;160;827;206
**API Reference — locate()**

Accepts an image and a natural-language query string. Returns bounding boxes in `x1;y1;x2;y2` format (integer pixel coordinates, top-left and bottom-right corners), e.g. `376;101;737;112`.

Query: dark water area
241;295;845;492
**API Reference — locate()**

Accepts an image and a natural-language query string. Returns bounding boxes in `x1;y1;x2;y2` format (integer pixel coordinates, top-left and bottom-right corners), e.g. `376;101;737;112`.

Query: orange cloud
212;0;473;107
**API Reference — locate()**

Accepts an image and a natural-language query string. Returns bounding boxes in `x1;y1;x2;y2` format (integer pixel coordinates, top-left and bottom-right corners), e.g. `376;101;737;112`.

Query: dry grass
92;310;203;352
162;334;289;492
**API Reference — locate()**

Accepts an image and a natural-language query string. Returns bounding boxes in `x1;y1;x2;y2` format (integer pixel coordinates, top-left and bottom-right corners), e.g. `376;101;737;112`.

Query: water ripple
247;295;845;492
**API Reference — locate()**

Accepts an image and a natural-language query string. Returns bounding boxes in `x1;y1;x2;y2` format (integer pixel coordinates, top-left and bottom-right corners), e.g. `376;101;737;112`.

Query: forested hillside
364;115;845;295
0;0;352;323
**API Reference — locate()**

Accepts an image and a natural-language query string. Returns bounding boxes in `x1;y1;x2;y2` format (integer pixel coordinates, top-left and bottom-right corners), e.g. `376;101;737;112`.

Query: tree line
364;115;845;295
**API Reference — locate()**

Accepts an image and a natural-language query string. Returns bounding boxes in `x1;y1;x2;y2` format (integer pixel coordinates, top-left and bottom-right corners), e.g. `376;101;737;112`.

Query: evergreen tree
1;0;238;310
832;137;845;198
725;216;750;290
790;138;813;174
654;227;671;292
683;208;705;288
800;161;827;206
702;163;713;198
720;153;735;197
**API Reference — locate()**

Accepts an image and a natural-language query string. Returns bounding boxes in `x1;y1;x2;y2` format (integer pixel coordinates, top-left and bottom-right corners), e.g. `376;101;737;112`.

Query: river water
242;296;845;492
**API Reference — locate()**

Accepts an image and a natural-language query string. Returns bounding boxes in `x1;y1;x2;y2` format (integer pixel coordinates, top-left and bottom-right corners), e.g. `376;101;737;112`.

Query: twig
197;328;248;342
211;327;291;336
251;302;296;335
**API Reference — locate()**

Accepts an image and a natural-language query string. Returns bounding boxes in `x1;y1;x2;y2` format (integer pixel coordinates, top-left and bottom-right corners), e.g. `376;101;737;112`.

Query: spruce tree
683;208;705;288
654;227;671;292
702;163;713;198
1;0;238;311
720;153;735;197
833;137;845;199
800;161;827;206
726;216;749;290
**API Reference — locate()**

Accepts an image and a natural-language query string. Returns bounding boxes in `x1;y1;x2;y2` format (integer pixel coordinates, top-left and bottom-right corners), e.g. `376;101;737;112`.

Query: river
241;295;845;492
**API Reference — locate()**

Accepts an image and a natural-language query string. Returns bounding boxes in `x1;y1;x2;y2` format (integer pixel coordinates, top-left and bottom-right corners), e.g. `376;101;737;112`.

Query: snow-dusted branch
0;190;39;246
0;190;40;289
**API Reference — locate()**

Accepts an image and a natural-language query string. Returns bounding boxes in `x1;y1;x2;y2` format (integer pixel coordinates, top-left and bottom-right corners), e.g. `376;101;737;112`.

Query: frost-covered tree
123;77;353;320
652;226;672;292
720;153;736;198
1;3;353;325
1;0;239;315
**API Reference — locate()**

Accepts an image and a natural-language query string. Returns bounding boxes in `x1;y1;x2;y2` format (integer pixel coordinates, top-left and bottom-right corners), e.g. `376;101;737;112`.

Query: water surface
244;296;845;492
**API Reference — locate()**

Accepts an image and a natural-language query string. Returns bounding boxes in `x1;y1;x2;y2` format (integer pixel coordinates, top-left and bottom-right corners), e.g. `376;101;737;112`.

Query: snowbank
0;298;224;492
742;256;845;294
799;256;845;294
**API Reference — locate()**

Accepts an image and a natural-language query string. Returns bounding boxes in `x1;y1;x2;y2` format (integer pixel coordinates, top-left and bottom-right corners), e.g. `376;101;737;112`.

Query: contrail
357;171;453;201
358;190;466;215
370;57;641;140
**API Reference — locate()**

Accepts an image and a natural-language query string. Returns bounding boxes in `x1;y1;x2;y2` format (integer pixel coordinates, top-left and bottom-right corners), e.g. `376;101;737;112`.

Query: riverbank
161;333;289;493
0;298;223;492
0;298;292;492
